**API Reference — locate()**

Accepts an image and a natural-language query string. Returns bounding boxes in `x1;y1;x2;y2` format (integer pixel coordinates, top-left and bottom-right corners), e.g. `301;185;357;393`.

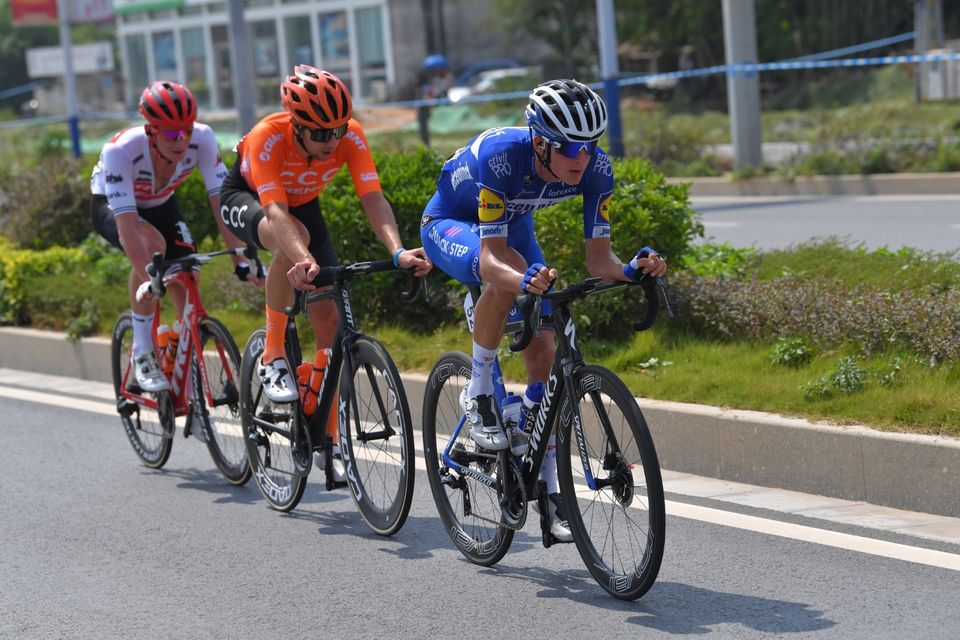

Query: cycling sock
263;305;287;364
540;434;559;494
131;311;155;356
467;341;498;398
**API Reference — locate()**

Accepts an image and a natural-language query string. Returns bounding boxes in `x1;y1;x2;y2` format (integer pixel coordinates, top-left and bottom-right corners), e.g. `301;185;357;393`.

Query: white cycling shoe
546;492;574;542
258;357;299;403
460;389;509;451
132;351;170;393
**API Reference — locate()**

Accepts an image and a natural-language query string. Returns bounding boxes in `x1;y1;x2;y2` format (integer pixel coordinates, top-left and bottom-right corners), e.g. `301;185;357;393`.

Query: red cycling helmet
281;65;352;129
139;81;197;129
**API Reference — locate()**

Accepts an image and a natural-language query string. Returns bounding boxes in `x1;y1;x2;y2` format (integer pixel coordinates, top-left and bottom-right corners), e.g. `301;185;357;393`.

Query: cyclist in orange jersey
220;65;431;408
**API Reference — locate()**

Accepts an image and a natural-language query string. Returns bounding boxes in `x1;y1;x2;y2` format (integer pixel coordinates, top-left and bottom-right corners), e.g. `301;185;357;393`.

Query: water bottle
501;394;526;456
297;348;330;416
162;320;181;375
517;381;545;434
156;323;172;374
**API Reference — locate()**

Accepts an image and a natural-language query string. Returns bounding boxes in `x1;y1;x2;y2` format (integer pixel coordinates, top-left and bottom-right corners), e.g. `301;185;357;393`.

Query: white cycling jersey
90;123;227;216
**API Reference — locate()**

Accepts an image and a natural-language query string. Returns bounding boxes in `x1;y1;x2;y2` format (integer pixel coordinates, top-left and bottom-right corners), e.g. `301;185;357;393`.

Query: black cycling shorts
90;194;197;261
219;161;337;268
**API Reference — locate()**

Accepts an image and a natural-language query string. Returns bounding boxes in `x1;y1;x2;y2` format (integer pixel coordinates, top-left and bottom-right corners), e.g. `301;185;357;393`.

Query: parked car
453;58;523;88
447;66;540;103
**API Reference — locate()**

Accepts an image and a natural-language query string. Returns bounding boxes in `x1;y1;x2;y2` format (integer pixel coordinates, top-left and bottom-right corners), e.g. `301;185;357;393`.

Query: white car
447;67;539;103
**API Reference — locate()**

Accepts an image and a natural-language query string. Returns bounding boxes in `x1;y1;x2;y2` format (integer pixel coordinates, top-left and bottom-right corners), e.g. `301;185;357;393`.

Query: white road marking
701;221;741;228
4;382;960;572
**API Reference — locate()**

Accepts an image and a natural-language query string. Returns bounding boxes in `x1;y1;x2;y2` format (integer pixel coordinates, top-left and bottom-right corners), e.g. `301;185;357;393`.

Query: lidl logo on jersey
598;196;611;222
478;188;505;223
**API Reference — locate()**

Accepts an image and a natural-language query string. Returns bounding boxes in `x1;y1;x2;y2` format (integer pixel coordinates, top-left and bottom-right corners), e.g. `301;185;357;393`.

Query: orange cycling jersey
236;112;381;208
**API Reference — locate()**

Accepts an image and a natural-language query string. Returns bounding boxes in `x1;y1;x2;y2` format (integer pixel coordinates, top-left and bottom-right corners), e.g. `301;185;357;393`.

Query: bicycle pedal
116;398;138;417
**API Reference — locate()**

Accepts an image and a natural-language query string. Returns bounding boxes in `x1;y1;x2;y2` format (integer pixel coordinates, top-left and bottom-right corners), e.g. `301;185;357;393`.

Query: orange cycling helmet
139;81;197;129
281;65;352;129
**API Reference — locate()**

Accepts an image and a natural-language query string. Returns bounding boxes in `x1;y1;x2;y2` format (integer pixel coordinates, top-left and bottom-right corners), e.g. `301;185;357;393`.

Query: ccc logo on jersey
478;188;505;223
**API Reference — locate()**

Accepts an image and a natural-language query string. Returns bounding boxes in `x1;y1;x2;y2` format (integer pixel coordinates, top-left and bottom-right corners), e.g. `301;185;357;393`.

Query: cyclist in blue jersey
420;79;667;541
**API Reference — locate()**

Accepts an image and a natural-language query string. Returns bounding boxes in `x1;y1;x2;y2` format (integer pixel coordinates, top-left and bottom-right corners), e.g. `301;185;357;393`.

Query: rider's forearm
585;238;631;282
360;191;403;254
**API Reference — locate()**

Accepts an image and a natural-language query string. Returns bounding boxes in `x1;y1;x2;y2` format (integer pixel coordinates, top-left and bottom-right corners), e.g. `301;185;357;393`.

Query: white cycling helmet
525;79;607;142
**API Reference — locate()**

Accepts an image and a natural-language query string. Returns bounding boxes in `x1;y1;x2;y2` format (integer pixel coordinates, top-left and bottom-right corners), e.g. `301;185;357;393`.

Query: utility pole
57;0;80;158
228;0;256;136
596;0;623;157
721;0;762;170
915;0;945;102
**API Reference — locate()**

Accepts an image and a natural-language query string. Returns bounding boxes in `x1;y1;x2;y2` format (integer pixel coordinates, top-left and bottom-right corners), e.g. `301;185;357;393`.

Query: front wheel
338;337;415;536
240;329;308;511
422;352;514;565
191;316;250;485
110;311;174;468
556;365;665;601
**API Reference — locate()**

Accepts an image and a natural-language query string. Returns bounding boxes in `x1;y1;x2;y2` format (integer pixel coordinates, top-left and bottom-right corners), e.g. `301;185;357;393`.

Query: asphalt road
692;194;960;252
2;373;960;639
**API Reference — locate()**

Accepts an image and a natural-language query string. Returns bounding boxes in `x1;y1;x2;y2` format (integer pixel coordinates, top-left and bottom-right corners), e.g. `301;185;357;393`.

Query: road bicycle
422;273;669;600
239;259;420;536
111;247;263;484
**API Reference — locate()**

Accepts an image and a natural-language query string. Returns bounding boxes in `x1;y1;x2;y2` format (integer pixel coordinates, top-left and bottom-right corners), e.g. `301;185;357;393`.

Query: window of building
181;27;209;108
211;25;233;108
179;5;202;16
152;31;178;79
125;34;150;107
251;20;279;107
356;6;386;101
284;15;313;70
318;10;351;89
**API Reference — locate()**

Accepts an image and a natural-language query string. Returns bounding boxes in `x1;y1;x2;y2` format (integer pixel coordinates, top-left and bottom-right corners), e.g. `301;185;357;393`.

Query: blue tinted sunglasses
549;139;598;159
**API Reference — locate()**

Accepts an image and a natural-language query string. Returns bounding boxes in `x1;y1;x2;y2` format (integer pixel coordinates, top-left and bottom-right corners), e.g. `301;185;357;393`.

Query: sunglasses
156;126;193;141
549;139;598;159
302;123;349;143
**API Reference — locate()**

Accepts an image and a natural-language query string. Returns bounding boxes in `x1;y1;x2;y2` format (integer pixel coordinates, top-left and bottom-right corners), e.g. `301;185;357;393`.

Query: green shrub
803;356;867;398
770;337;814;368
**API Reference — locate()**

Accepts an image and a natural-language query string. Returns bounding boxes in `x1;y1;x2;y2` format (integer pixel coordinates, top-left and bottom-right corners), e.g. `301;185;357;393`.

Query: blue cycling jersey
428;127;614;240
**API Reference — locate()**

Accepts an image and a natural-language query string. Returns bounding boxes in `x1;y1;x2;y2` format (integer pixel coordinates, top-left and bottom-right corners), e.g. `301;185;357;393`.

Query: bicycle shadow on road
628;581;836;634
158;466;264;506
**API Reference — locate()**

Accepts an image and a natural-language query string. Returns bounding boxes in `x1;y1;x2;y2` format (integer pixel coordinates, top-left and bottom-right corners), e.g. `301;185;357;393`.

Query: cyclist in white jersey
90;81;255;392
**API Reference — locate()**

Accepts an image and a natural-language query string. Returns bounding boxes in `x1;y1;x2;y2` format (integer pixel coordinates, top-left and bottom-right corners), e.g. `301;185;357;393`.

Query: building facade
113;0;552;113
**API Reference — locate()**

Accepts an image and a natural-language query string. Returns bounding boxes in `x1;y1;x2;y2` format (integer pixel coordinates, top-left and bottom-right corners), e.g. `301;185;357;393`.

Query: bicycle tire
191;316;250;485
239;329;308;511
110;311;174;469
422;352;514;565
338;336;415;536
555;365;665;601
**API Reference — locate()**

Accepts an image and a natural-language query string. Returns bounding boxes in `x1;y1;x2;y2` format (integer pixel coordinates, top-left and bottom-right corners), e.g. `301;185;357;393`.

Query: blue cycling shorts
420;193;553;318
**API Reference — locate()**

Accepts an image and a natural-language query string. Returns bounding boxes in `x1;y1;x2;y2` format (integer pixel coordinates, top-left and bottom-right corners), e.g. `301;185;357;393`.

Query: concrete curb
668;171;960;197
2;326;958;518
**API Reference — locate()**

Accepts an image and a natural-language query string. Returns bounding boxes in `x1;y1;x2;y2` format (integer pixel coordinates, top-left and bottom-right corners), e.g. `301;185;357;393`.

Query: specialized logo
524;370;558;476
258;133;285;161
477;188;505;223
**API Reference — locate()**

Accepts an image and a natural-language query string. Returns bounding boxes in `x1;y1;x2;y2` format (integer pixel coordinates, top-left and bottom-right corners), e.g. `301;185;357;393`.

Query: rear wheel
110;311;173;469
191;316;250;485
240;329;308;511
421;352;513;565
338;337;415;536
556;365;665;601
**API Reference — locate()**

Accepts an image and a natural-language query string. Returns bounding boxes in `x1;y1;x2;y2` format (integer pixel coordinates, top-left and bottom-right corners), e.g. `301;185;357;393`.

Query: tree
491;0;599;78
